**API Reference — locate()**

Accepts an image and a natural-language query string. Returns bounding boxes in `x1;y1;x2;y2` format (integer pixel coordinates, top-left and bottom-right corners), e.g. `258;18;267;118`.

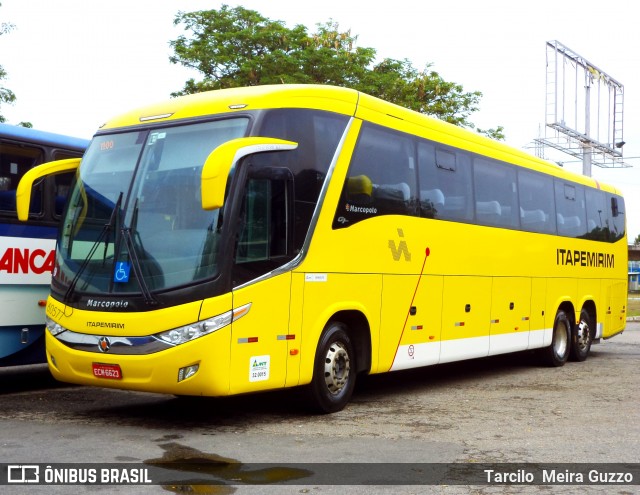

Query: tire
307;322;356;414
569;308;593;362
541;310;571;367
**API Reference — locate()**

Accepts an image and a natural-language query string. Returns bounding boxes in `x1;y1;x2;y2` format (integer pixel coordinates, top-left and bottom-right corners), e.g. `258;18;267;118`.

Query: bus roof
98;84;622;196
0;123;89;151
101;85;360;131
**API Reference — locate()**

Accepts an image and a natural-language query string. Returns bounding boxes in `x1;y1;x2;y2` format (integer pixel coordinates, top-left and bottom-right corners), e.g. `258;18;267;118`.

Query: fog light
49;354;57;369
178;364;199;382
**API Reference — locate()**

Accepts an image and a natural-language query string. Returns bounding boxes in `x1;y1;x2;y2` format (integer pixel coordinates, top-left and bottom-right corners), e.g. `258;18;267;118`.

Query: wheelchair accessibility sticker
114;262;131;283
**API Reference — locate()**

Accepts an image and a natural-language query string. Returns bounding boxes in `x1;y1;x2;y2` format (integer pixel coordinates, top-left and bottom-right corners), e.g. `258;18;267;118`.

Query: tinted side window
417;142;440;218
555;181;587;238
584;187;610;241
418;142;473;222
259;109;349;247
334;123;418;228
608;193;625;241
51;150;82;218
0;143;44;216
233;168;294;286
517;169;556;234
473;158;518;228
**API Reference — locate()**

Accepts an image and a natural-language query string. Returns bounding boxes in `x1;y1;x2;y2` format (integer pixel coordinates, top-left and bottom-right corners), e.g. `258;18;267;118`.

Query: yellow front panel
229;273;291;395
46;296;202;337
286;273;306;387
46;326;233;396
46;293;235;396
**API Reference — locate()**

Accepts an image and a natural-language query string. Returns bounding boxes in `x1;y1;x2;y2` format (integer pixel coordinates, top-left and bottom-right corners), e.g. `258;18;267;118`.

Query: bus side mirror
201;137;297;210
16;158;81;221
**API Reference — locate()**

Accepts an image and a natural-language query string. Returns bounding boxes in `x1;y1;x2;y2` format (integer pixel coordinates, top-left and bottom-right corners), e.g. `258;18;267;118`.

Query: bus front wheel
542;310;571;367
307;322;356;414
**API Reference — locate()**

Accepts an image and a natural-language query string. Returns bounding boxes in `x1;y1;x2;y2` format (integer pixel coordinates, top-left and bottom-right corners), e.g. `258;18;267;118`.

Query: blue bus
0;123;88;366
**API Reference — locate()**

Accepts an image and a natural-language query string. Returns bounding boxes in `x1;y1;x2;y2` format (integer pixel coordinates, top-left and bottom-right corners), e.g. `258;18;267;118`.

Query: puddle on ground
145;441;312;494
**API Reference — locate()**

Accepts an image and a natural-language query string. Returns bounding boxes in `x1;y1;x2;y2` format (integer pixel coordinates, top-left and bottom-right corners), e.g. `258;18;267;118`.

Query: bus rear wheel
570;308;593;362
307;322;356;414
542;310;571;367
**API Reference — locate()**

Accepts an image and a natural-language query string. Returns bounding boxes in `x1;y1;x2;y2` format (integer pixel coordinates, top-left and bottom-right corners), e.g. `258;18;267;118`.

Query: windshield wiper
64;192;123;304
120;198;159;306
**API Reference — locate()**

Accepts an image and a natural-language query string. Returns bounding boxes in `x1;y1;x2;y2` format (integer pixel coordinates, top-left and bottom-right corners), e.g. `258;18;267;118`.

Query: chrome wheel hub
323;342;351;395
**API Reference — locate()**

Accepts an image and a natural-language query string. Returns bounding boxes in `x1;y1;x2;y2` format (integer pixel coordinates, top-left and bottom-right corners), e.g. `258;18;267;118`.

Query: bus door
228;169;295;394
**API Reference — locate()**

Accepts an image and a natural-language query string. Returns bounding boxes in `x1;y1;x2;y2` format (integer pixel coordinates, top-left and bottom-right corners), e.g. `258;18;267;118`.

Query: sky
1;0;639;240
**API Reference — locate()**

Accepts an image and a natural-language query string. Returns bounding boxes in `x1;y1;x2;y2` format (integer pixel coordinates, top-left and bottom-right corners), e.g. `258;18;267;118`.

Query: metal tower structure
535;40;630;175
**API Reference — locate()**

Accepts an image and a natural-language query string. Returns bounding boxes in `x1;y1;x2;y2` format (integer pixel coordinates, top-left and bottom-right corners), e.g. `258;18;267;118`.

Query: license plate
92;362;122;380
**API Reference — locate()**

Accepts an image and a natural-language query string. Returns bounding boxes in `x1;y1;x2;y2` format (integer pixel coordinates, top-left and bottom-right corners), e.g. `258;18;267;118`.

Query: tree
170;6;504;140
0;3;30;127
634;233;640;246
0;2;16;123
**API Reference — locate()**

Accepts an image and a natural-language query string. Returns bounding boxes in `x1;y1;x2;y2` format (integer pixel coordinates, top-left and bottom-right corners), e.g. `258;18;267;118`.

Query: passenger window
555;181;587;238
333;123;418;228
417;142;440;218
608;194;625;241
418;142;473;222
473;158;518;228
584;188;610;241
0;143;44;216
517;169;556;234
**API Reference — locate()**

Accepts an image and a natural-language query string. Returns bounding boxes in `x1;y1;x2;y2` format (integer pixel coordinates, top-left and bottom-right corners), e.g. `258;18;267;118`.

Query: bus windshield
56;118;249;297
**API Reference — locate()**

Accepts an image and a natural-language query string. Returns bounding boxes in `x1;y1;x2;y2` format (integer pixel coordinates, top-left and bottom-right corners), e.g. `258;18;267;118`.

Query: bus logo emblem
98;337;111;353
388;229;411;262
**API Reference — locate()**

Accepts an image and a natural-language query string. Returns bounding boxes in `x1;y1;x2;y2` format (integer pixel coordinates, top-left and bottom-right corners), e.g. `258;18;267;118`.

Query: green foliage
0;2;16;123
0;71;16;124
0;4;32;127
170;5;504;139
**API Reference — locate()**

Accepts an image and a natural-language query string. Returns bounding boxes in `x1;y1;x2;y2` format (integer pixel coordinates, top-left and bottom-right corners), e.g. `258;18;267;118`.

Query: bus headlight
156;303;251;346
45;316;67;336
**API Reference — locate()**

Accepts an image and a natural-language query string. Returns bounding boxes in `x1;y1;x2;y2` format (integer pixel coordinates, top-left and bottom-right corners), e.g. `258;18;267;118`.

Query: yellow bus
17;85;627;412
